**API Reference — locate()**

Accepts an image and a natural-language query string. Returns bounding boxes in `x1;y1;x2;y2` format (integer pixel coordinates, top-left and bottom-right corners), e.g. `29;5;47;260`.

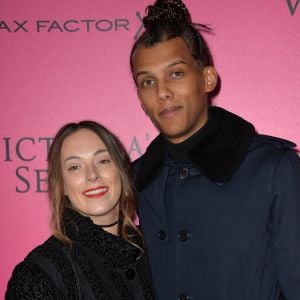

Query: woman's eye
170;71;184;79
98;159;110;165
68;165;80;171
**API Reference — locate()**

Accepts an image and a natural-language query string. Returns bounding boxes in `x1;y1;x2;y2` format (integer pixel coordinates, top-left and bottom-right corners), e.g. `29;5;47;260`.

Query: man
130;0;300;299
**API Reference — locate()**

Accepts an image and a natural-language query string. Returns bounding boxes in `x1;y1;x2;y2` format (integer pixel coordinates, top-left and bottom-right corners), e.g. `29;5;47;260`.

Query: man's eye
170;71;184;79
142;79;155;87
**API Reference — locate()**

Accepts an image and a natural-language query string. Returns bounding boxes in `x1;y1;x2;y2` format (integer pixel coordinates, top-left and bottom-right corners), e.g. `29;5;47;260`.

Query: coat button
124;268;136;280
178;293;188;300
179;168;189;179
158;230;166;240
178;230;188;241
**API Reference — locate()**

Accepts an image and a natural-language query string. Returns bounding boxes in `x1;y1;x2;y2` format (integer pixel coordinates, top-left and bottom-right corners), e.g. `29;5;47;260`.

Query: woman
6;121;154;299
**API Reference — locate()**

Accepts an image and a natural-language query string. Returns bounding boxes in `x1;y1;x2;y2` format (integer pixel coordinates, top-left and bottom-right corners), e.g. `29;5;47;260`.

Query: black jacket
134;106;300;300
6;208;154;299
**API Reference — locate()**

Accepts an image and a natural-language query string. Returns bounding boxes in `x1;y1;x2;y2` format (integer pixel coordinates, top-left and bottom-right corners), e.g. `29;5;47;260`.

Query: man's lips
83;186;108;198
158;106;182;118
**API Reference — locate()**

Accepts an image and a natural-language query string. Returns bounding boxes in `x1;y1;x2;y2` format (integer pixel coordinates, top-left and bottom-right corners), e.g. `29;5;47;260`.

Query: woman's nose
86;166;100;182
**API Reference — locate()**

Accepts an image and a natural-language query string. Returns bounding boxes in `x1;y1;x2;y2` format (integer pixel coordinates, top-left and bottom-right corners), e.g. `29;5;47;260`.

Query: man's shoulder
250;134;299;166
132;154;147;185
132;134;165;169
251;134;297;156
132;154;144;166
132;153;147;171
131;135;166;189
253;134;296;149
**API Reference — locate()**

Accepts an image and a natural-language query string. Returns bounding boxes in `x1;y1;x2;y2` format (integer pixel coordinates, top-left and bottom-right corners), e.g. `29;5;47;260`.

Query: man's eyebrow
63;149;108;163
135;60;187;79
167;60;187;68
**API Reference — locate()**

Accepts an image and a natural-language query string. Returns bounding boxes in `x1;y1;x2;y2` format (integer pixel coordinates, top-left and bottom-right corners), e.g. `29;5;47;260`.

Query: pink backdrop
1;0;299;296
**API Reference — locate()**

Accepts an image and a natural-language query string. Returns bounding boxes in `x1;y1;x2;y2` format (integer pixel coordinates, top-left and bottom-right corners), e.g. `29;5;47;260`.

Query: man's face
132;37;217;144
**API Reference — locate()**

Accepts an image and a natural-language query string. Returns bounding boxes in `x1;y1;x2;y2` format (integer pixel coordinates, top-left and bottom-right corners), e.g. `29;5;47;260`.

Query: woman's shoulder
6;236;65;299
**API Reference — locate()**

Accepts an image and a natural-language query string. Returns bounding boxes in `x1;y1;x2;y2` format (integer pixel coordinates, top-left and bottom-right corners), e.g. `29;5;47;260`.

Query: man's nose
157;80;173;101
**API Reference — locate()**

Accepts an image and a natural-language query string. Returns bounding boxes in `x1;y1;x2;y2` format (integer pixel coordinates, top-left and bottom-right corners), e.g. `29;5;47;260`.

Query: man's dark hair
130;0;213;81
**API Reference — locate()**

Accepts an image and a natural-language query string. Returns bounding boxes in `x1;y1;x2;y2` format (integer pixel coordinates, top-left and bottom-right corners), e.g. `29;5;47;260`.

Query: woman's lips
159;106;182;118
83;186;108;198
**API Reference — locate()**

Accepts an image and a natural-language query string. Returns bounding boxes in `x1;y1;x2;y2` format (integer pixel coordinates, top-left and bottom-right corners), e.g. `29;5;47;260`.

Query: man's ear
203;66;218;93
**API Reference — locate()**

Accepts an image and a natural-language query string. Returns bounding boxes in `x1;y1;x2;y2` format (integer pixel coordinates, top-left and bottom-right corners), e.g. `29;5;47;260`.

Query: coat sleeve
5;260;63;300
271;150;300;299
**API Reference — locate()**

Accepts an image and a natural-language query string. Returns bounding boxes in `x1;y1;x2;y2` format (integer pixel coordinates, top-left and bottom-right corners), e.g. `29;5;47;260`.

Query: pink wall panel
0;0;299;296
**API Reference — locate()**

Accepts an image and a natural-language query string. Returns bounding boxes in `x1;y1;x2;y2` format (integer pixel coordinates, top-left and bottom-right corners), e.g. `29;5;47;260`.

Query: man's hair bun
143;0;191;30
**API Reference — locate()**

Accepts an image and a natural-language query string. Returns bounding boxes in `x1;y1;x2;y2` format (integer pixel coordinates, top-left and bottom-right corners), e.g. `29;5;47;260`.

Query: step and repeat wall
0;0;299;295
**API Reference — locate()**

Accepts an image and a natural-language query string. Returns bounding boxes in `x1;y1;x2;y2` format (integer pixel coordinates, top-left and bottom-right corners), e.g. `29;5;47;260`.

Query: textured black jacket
6;208;154;299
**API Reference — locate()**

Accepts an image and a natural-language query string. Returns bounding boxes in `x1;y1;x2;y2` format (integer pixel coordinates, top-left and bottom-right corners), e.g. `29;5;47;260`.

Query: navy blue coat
134;107;300;300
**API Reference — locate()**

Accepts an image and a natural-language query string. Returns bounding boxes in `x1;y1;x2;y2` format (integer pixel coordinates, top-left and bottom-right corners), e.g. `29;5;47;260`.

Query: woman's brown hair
48;120;142;248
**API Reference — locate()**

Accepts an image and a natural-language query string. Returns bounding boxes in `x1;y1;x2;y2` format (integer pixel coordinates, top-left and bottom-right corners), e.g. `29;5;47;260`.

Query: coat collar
62;208;140;267
134;106;256;190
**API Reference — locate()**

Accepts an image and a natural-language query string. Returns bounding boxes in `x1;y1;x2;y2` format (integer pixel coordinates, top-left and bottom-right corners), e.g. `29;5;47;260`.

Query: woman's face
60;128;121;225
